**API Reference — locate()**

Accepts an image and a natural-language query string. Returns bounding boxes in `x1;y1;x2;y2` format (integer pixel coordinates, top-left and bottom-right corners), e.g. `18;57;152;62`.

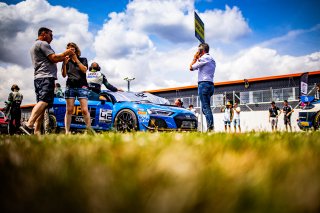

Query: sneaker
207;126;214;132
19;123;33;135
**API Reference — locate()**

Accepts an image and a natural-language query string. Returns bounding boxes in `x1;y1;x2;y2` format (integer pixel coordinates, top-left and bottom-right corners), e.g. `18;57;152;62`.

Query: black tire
114;109;138;132
313;111;320;130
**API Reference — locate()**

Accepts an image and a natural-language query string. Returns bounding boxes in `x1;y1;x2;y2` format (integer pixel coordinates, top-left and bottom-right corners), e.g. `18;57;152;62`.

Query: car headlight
147;109;174;116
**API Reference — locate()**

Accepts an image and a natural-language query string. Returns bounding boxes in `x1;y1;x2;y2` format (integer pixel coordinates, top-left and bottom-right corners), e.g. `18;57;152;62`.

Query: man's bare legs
26;101;48;128
34;113;44;135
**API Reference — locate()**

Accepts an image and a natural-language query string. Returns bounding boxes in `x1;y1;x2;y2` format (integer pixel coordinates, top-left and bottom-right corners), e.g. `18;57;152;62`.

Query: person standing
20;27;74;135
315;83;320;100
269;101;281;131
282;100;294;132
221;102;233;132
188;104;197;114
232;102;241;133
54;82;64;98
190;43;216;132
7;84;23;135
62;42;94;135
174;98;184;108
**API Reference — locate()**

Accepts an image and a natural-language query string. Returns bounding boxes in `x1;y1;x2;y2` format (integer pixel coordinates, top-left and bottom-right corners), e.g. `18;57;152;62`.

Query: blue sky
0;0;319;105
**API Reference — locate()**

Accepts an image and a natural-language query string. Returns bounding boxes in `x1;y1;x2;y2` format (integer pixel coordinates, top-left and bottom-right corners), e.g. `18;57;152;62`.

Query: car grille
299;112;317;122
298;112;308;121
174;113;197;129
148;117;168;129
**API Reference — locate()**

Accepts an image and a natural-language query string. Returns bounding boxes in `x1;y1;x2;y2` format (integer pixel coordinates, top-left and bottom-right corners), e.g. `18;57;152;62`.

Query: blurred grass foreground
1;132;320;213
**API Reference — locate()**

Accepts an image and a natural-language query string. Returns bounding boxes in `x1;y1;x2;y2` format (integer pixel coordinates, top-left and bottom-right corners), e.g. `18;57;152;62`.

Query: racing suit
7;91;23;135
87;70;118;94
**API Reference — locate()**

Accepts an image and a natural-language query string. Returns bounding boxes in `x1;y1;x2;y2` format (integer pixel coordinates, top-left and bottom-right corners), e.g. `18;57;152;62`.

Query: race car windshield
108;91;170;104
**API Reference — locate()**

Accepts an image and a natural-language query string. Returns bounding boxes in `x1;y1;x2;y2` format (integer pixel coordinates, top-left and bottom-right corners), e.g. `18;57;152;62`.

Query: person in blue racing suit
86;62;123;100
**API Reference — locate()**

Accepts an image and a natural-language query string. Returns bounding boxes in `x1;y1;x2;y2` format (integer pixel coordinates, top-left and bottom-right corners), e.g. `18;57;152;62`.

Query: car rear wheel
313;111;320;130
114;109;138;132
42;114;58;134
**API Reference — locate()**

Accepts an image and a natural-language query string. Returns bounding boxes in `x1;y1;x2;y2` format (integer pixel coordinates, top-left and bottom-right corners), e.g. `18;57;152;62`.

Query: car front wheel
114;109;138;132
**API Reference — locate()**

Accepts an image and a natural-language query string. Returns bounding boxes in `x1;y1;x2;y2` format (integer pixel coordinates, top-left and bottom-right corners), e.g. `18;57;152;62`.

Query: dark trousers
198;81;214;129
9;108;21;135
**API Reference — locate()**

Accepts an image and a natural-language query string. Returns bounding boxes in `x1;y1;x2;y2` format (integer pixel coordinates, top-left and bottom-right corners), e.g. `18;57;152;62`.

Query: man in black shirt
282;100;294;132
269;101;281;131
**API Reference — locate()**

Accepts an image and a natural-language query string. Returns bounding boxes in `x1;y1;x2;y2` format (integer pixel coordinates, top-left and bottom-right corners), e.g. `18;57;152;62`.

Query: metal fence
167;85;318;110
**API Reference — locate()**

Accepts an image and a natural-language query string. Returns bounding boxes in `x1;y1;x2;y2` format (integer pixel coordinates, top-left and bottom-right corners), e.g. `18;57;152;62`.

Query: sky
0;0;319;106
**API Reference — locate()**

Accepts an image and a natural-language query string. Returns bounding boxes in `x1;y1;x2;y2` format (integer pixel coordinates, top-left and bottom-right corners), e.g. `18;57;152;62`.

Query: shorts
34;77;55;106
65;87;89;99
284;116;291;125
270;117;278;127
224;120;231;126
233;119;240;126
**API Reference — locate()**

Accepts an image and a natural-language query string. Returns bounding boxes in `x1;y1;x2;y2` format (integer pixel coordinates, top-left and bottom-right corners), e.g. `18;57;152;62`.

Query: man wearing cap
190;43;216;132
269;101;281;131
221;101;234;132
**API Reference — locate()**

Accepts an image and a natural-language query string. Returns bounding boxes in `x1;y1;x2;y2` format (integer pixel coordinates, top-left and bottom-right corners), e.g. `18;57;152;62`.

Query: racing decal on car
135;92;147;98
99;109;112;123
71;106;95;125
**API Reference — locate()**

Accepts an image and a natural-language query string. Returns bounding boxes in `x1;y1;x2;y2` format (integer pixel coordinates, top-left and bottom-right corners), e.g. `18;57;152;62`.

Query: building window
283;88;294;101
213;94;224;107
240;91;250;104
272;89;283;101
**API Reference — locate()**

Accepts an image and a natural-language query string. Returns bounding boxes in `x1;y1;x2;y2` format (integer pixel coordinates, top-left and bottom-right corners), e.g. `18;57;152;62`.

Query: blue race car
297;96;320;131
48;91;197;133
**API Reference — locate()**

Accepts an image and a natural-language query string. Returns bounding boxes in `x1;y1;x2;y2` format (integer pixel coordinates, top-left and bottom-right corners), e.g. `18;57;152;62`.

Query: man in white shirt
190;43;216;132
232;102;241;133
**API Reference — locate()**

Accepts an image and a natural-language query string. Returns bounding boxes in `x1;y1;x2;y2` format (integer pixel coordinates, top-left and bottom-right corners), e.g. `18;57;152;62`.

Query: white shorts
270;117;278;127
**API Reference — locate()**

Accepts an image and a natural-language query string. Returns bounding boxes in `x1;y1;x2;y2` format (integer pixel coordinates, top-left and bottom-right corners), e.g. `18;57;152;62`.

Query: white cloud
92;0;252;91
217;46;320;81
260;24;320;48
0;65;35;107
202;5;251;43
0;0;93;66
0;0;93;107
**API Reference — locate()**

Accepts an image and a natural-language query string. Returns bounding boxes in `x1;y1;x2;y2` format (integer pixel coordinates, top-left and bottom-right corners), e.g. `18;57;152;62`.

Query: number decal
99;109;112;123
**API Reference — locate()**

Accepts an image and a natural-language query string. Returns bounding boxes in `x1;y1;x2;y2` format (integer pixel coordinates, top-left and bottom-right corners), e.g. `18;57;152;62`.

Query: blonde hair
67;42;81;56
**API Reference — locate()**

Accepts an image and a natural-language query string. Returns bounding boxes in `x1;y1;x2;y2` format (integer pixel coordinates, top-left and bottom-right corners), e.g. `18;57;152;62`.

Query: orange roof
146;70;320;93
21;104;36;109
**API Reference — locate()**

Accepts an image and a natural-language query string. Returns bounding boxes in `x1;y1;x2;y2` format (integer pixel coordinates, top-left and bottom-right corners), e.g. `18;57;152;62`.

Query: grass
0;132;320;213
